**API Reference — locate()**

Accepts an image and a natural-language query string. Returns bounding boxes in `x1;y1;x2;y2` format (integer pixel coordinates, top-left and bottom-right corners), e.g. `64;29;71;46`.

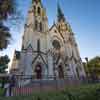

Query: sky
0;0;100;65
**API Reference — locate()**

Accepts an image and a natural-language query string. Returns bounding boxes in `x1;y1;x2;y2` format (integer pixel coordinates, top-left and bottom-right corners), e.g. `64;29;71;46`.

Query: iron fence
11;75;81;96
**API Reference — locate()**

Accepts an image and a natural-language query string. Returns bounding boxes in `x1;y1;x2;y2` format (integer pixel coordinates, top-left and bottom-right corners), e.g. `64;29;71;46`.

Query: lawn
0;84;100;100
0;88;5;96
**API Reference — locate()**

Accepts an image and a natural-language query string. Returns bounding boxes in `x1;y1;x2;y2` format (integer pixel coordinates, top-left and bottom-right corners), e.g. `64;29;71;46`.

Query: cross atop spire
57;2;65;22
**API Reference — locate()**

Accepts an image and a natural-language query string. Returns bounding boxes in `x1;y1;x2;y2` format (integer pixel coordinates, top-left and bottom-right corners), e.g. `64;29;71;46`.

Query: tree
0;0;16;50
0;0;15;20
84;56;100;80
88;56;100;68
0;24;11;50
0;55;10;88
0;55;10;73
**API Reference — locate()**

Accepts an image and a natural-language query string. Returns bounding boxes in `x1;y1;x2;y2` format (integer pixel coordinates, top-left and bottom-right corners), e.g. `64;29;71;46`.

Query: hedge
0;84;100;100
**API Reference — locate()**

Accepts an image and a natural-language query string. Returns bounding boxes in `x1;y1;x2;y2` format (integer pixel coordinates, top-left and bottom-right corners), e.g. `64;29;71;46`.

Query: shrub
0;88;5;96
0;84;100;100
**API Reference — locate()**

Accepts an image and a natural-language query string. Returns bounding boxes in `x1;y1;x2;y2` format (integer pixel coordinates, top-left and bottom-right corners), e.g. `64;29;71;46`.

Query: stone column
47;55;54;79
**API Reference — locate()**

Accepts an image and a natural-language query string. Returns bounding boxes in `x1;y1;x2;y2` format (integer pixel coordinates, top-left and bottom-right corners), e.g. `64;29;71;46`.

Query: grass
0;84;100;100
0;88;5;96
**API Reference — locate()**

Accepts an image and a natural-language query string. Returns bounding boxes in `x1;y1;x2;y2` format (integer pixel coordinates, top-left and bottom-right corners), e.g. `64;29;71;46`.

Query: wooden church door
35;64;42;79
58;65;64;79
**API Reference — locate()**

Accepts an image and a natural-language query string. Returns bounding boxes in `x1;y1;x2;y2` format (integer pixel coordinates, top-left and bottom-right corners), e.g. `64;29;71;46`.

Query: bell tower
22;0;48;50
32;0;48;32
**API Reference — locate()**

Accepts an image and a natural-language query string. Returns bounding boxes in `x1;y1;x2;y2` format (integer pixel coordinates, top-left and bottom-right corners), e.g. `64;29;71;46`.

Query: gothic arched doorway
35;64;42;79
58;65;64;79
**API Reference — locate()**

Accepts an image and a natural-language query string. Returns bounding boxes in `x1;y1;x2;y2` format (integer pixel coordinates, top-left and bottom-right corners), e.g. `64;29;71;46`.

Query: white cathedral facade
10;0;86;80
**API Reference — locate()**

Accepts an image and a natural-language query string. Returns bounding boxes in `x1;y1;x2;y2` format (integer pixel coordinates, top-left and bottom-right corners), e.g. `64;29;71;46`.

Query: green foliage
0;84;100;100
0;0;16;20
0;0;16;50
0;55;10;73
88;56;100;69
83;56;100;78
0;24;11;50
0;88;5;96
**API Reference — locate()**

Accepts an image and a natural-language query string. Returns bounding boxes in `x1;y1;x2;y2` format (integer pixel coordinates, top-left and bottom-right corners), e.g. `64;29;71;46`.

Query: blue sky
0;0;100;63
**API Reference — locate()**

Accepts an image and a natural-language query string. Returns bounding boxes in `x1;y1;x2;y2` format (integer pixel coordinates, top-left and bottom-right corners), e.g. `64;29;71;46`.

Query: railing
13;74;84;86
10;75;83;96
0;74;99;96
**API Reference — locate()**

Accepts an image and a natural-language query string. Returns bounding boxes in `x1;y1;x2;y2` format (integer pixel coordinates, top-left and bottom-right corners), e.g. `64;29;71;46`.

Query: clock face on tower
52;40;61;50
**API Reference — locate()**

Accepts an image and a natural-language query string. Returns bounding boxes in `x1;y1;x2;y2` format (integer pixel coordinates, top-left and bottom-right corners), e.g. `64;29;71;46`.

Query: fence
0;74;97;96
11;75;83;96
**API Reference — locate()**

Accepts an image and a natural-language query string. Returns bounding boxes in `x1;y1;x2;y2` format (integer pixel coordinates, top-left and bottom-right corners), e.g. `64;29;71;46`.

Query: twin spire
32;0;65;22
57;2;65;22
32;0;41;3
57;2;72;32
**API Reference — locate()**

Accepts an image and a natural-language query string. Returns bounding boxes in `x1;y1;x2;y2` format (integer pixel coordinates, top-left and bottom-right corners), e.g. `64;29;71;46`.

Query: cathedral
10;0;86;81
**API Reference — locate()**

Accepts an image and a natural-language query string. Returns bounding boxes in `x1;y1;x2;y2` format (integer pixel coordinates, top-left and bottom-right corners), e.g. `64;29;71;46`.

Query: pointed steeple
56;1;72;33
57;2;65;22
32;0;41;3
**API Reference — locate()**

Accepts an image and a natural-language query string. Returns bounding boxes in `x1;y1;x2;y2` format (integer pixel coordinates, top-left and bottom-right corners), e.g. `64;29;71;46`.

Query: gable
32;54;47;66
49;24;59;35
25;44;34;52
49;24;64;42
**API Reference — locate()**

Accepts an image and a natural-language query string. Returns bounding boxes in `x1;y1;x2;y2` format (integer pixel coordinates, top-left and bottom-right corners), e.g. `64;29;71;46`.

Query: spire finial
57;1;65;22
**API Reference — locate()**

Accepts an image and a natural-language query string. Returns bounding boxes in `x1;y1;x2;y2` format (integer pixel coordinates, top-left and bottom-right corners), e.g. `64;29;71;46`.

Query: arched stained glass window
34;6;36;14
35;20;38;30
38;7;41;15
40;22;42;31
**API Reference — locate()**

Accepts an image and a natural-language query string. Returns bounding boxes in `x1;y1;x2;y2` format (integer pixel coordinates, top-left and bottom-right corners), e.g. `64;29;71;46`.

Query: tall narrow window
35;20;38;30
38;7;41;15
58;25;60;32
34;6;36;14
76;67;80;78
35;64;42;79
40;22;42;31
37;39;40;52
58;65;64;79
